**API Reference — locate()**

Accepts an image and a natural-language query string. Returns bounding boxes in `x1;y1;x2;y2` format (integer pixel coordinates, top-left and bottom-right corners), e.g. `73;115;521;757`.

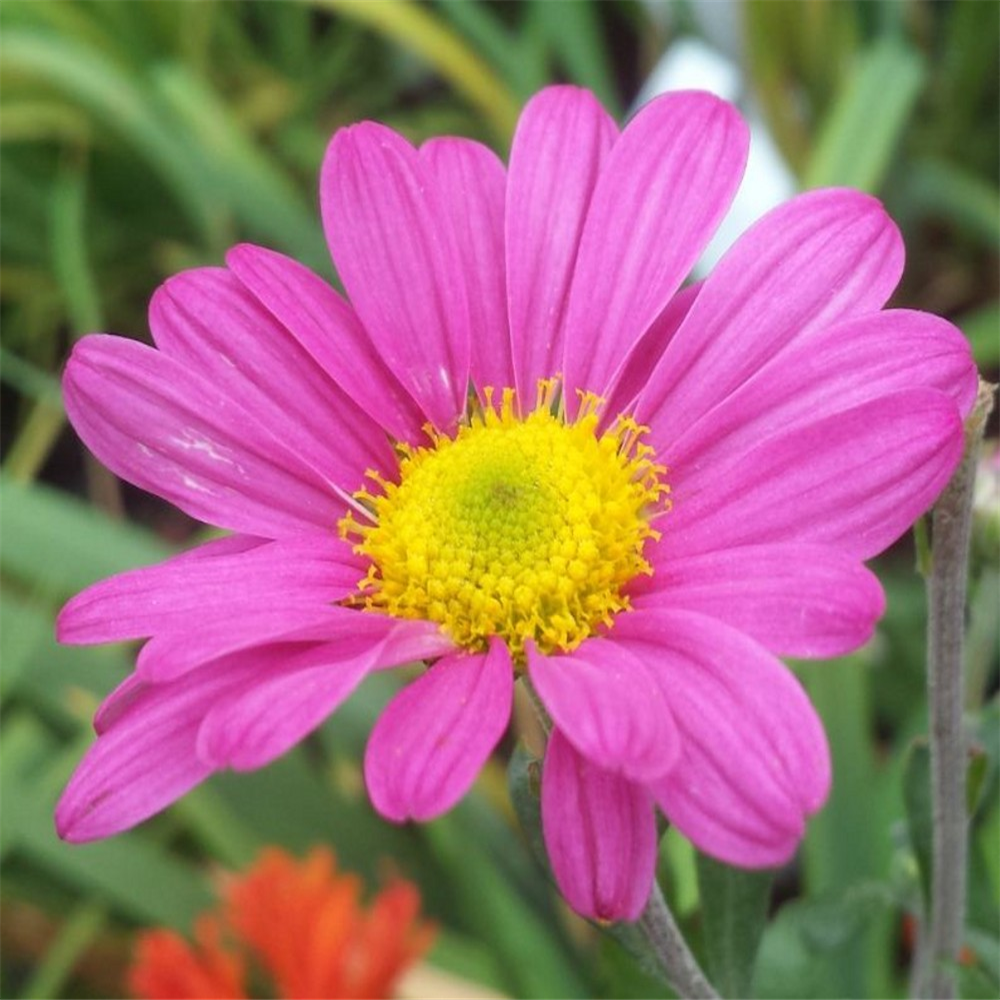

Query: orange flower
128;848;434;1000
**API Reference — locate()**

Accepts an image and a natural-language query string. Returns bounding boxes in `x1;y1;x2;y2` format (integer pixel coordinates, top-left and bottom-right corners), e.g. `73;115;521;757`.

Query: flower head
128;847;433;1000
56;86;977;921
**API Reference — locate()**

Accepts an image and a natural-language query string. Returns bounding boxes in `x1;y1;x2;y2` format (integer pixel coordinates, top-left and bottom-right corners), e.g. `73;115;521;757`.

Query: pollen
340;381;669;661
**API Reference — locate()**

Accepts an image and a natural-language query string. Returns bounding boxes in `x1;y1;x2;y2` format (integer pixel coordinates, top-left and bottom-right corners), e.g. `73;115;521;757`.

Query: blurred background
1;1;997;997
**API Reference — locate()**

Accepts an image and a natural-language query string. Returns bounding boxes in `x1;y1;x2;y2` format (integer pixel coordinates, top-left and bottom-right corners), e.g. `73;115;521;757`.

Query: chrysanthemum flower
127;847;433;1000
56;86;977;921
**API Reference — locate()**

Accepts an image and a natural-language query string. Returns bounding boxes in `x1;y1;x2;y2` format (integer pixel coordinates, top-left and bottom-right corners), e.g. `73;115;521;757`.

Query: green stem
917;378;995;999
637;880;719;999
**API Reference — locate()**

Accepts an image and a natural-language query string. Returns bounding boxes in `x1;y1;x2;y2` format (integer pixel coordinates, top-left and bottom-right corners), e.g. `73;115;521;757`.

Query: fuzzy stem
638;881;719;999
918;379;994;999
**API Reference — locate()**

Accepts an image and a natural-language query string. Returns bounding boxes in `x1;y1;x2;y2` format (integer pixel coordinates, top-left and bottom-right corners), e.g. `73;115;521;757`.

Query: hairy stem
638;881;719;999
918;379;995;999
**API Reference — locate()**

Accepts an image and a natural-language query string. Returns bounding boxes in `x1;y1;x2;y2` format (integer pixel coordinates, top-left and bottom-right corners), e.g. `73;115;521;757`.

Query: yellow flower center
340;381;668;661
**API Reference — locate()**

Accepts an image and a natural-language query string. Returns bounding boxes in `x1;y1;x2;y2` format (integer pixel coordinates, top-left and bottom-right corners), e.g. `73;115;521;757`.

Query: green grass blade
313;0;520;142
0;473;173;596
3;28;225;246
804;37;925;192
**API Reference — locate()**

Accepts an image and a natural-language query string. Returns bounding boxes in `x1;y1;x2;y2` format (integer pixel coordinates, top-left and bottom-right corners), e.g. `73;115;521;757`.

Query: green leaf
959;302;1000;370
148;63;330;272
532;0;621;115
753;884;895;999
903;738;934;906
902;159;1000;251
422;810;586;999
19;900;107;1000
0;473;173;596
2;28;226;246
800;654;898;997
507;740;549;874
804;37;925;192
695;853;774;998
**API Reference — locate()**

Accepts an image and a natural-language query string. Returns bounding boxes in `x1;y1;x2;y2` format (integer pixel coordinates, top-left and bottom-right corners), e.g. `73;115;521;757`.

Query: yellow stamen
340;383;669;662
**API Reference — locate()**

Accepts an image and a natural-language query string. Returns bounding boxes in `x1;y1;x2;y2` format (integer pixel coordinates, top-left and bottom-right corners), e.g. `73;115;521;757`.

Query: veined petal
134;605;395;684
542;728;658;921
57;533;362;647
93;672;148;735
611;609;830;867
633;543;886;658
527;639;679;782
364;638;513;822
563;91;748;406
421;138;513;393
506;86;617;400
665;389;964;561
668;309;978;474
603;281;701;420
196;641;381;770
151;267;396;486
55;663;246;842
638;188;905;449
63;336;344;537
225;244;425;444
322;122;469;431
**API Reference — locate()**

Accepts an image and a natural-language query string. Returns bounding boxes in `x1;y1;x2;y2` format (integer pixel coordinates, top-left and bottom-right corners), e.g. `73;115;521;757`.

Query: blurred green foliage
1;1;997;998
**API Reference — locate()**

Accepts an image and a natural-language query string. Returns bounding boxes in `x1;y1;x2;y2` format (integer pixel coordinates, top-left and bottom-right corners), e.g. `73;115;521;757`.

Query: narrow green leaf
312;0;520;142
0;474;173;595
800;654;897;997
2;28;225;245
959;302;1000;370
804;38;925;192
50;156;103;334
695;853;773;998
533;0;621;115
903;739;934;906
423;811;587;999
0;589;58;697
19;900;107;1000
903;159;1000;251
0;99;91;142
149;63;329;271
436;0;546;99
507;741;549;874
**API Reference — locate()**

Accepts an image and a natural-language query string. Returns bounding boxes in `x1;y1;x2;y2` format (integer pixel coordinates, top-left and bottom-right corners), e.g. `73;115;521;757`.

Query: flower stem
918;379;995;999
637;880;719;999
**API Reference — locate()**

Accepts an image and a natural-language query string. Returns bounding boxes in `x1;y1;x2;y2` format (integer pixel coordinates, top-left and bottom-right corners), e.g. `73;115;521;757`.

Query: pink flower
56;87;977;922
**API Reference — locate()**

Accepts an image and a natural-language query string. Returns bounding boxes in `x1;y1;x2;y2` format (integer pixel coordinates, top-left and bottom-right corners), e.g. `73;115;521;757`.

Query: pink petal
637;189;905;449
612;608;830;867
196;641;382;770
421;138;513;393
527;639;679;782
633;542;885;658
664;389;964;561
225;244;425;444
670;309;978;474
364;638;513;822
563;91;748;406
322;122;469;431
603;281;701;420
542;728;658;921
57;533;361;647
63;336;345;537
150;267;395;489
505;86;617;401
93;672;148;735
55;662;248;842
134;605;401;684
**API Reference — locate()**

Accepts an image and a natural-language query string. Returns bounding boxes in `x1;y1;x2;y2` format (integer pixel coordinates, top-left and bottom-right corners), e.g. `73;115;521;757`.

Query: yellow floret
340;383;669;663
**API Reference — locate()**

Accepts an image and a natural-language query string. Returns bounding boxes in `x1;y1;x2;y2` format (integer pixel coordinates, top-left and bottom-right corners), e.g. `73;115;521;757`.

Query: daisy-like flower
56;86;977;922
128;846;433;999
